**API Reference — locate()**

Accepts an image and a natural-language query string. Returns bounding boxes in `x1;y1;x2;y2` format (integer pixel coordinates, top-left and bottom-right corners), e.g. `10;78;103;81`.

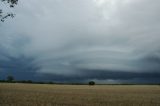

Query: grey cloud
0;0;160;83
0;54;39;80
35;69;160;84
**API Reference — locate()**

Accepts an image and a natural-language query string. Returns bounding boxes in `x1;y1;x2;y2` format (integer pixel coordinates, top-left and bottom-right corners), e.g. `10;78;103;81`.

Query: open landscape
1;0;160;106
0;83;160;106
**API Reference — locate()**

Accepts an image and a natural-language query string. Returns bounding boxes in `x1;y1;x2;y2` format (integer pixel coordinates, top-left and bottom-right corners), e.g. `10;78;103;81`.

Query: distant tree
26;80;32;83
7;75;14;82
0;0;18;22
89;81;95;86
48;81;54;84
20;80;26;83
37;81;44;84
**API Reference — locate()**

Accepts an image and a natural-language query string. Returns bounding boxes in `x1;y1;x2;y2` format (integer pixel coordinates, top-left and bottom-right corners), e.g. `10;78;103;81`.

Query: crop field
0;83;160;106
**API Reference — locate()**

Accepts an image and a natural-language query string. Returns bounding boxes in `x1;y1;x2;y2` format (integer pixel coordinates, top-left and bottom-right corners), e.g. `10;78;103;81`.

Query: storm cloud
0;0;160;83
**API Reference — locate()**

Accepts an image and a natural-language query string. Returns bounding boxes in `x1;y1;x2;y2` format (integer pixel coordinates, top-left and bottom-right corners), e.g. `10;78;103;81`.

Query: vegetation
0;0;18;22
6;75;14;82
89;81;95;85
0;83;159;106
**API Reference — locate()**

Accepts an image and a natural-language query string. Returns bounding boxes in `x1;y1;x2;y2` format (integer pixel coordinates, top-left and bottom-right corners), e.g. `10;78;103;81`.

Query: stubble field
0;83;160;106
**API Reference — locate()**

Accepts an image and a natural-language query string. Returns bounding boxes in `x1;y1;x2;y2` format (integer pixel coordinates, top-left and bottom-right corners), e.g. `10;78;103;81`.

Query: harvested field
0;83;160;106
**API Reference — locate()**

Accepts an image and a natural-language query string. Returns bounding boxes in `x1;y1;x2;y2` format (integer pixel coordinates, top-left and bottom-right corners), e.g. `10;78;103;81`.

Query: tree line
0;75;96;85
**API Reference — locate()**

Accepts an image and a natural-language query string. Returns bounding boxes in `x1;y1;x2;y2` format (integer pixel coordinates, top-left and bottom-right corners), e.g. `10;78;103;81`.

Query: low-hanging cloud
0;0;160;83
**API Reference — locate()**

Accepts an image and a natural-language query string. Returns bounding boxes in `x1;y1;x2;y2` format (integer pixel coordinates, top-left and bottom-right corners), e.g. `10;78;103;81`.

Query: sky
0;0;160;84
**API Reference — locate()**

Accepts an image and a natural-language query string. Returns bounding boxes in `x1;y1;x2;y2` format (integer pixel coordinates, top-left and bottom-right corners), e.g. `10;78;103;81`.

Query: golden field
0;83;160;106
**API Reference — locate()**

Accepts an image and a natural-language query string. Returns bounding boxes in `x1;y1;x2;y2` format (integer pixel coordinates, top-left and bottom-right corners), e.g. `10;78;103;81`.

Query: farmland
0;83;160;106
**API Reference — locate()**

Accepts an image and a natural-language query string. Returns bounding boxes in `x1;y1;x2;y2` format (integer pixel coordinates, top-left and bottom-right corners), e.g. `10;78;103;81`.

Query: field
0;83;160;106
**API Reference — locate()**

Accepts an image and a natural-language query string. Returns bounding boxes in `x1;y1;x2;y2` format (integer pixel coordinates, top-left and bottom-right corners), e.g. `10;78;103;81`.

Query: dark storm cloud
0;0;160;83
35;69;160;84
0;54;39;80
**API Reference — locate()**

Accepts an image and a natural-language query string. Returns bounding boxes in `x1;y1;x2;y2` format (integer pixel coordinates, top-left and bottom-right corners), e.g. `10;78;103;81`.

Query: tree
89;81;95;86
0;0;18;22
7;75;14;82
26;80;32;83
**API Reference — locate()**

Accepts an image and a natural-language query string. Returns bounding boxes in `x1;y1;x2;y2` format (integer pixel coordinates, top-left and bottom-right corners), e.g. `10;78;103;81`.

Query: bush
7;76;14;82
89;81;95;86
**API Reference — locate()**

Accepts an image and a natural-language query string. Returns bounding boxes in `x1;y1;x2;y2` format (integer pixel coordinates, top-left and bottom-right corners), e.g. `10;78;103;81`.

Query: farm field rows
0;83;160;106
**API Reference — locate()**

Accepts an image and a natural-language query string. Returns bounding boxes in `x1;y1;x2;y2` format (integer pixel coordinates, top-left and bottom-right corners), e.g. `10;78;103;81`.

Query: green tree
26;80;32;83
89;81;95;86
0;0;18;22
7;75;14;82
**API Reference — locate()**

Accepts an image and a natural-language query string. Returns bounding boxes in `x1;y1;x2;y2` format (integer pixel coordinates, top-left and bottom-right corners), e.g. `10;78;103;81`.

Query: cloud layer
0;0;160;83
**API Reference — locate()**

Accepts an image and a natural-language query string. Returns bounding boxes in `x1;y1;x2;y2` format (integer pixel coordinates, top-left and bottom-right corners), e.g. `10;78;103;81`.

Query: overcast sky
0;0;160;83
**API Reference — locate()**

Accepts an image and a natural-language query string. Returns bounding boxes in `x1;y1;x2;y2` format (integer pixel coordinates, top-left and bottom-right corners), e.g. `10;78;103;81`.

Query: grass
0;83;160;106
